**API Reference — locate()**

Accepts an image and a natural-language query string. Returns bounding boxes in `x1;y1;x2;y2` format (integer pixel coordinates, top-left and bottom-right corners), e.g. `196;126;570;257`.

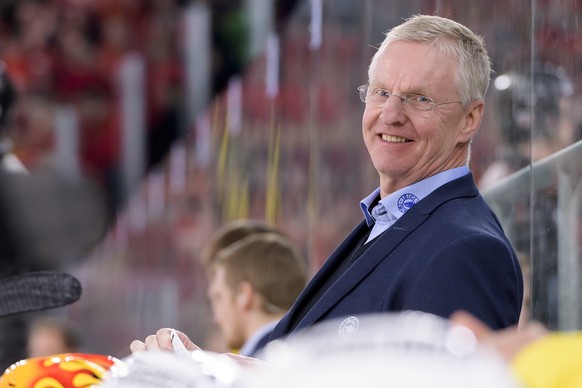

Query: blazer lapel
270;222;370;339
293;212;429;332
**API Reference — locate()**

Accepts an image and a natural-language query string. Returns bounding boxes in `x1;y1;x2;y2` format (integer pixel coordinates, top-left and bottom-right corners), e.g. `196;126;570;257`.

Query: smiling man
267;14;523;339
131;15;523;356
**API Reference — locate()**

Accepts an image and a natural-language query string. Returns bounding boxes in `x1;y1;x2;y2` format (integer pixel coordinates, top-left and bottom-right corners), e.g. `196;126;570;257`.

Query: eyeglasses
357;84;463;112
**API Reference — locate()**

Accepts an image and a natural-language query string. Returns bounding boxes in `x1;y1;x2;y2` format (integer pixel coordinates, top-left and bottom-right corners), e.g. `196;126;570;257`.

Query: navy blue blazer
270;173;523;342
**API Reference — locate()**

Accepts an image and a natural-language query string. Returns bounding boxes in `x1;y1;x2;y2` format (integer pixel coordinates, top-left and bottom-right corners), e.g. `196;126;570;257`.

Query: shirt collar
360;166;469;226
238;320;279;357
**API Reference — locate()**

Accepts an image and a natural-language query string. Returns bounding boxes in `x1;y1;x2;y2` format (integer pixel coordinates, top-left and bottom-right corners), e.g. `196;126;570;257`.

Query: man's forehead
371;43;456;89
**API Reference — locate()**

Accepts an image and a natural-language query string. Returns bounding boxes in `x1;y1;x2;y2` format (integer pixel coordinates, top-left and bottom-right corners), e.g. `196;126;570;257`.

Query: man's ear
235;281;255;311
458;100;484;143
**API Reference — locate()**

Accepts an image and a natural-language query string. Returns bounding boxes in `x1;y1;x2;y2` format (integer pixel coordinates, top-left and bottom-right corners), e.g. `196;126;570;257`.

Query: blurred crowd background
1;0;581;362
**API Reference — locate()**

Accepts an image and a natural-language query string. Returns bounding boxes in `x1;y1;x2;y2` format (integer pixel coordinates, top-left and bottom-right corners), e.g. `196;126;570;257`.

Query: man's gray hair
368;14;492;104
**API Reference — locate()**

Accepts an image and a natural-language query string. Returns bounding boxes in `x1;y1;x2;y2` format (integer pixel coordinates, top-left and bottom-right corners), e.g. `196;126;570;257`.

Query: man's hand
450;311;548;360
129;328;264;369
130;328;201;353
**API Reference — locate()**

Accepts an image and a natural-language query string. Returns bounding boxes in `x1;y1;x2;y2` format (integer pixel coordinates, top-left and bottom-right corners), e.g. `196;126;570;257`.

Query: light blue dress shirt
360;166;469;244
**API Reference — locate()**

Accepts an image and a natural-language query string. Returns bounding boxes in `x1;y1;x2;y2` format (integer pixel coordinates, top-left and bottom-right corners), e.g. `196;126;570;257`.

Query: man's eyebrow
369;79;432;94
401;83;432;96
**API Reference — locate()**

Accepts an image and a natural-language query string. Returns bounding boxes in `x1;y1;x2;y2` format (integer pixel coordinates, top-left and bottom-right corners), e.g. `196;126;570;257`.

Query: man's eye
376;89;391;97
409;94;431;103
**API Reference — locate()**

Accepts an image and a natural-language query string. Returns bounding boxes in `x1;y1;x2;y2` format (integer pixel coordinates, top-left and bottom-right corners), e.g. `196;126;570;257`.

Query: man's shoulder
414;173;482;214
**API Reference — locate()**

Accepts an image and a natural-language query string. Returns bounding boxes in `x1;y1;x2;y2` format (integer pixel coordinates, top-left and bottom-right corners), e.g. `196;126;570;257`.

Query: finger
518;321;548;342
224;352;262;367
130;340;146;353
155;328;175;351
450;310;493;340
487;322;548;360
144;334;165;351
174;330;202;352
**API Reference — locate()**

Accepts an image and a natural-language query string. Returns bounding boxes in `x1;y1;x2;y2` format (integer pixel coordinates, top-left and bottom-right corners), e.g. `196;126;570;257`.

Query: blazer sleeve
399;233;523;329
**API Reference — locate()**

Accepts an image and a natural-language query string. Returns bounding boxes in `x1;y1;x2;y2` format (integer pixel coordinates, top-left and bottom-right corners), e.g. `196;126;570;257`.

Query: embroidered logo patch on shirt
338;316;359;337
397;193;419;213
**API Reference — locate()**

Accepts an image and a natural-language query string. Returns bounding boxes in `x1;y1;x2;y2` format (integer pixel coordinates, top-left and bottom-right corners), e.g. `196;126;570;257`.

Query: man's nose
379;95;407;125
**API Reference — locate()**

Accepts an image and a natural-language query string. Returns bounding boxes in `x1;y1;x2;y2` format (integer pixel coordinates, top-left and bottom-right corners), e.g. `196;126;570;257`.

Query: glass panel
530;0;582;330
7;0;580;359
74;0;535;354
